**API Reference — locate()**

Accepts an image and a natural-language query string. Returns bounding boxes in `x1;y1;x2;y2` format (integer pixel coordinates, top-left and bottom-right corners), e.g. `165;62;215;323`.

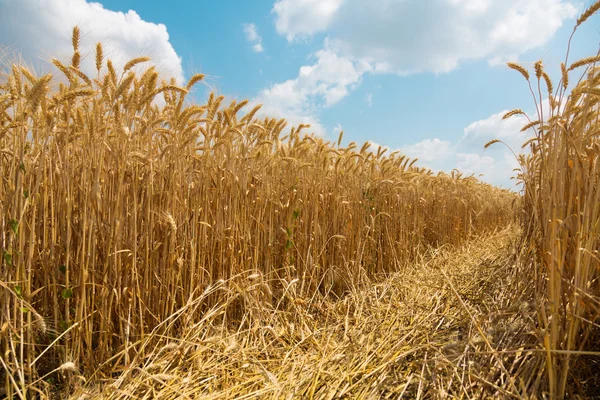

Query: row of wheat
0;27;519;397
500;2;600;397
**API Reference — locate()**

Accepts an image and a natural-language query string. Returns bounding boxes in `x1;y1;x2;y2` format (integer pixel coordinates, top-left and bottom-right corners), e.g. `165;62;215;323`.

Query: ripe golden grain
507;62;530;81
512;5;600;396
2;14;599;397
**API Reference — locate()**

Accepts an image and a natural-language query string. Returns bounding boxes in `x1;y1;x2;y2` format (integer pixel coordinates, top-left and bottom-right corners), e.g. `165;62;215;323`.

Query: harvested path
74;226;537;399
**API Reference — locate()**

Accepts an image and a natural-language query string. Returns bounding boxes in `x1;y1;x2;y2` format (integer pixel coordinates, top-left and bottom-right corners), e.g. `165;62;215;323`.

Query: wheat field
0;3;599;399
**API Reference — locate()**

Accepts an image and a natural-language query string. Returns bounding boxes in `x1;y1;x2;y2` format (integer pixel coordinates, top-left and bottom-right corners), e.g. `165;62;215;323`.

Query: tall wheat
0;28;518;398
500;3;600;396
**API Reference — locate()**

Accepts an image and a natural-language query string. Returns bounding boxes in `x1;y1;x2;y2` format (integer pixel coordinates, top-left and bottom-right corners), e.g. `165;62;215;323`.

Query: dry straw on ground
71;225;534;399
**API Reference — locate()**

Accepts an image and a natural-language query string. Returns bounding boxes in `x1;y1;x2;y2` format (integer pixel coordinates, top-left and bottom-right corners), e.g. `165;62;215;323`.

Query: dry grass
494;2;600;397
69;225;531;399
0;29;517;398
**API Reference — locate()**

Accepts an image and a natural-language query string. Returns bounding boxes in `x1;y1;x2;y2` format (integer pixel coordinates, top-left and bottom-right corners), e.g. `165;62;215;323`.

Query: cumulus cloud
243;23;264;53
273;0;577;74
397;108;536;188
273;0;343;41
261;0;576;144
251;97;327;136
456;153;497;179
0;0;184;83
251;49;372;135
400;138;454;172
459;110;530;154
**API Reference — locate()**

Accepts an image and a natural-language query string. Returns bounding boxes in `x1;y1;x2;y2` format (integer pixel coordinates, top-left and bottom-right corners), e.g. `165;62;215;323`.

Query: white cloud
456;108;537;187
459;110;530;154
400;139;454;172
273;0;577;74
243;23;264;53
456;153;496;179
366;93;373;107
0;0;184;83
263;0;576;142
391;107;539;188
243;23;260;42
251;98;327;137
251;49;371;136
273;0;343;41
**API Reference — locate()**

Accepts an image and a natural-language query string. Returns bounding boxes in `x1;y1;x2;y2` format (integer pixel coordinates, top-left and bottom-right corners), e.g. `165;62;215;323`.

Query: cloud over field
251;49;373;136
257;0;576;132
400;109;533;188
243;23;264;53
259;0;576;186
0;0;184;83
272;0;577;74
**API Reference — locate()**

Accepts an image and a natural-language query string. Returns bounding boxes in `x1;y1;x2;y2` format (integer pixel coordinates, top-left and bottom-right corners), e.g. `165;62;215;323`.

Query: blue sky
1;0;599;188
